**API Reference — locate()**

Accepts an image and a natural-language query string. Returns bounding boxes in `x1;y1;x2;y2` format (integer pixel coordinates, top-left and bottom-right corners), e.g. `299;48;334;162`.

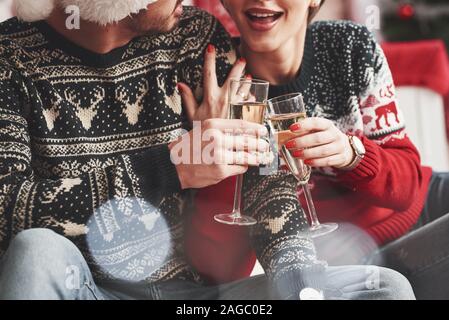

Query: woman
181;0;449;299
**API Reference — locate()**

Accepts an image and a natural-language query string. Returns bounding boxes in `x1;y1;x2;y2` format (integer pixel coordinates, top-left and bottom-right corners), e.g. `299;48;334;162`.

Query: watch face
352;137;366;156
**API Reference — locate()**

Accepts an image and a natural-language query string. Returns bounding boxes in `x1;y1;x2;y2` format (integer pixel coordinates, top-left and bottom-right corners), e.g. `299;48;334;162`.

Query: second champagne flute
267;93;338;237
214;78;270;226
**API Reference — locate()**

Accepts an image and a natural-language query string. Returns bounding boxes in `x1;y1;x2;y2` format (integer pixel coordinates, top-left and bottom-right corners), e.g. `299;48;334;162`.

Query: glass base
309;223;339;238
214;213;257;226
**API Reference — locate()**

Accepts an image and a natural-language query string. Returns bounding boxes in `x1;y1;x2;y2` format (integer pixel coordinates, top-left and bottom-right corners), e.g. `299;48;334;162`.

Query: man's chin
152;17;181;35
167;18;181;32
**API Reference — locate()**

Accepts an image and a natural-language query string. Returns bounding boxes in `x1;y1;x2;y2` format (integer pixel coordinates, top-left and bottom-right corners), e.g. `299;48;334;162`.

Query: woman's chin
244;39;280;54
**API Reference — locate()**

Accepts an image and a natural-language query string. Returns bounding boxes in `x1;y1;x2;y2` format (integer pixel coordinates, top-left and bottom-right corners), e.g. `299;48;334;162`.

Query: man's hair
308;0;325;23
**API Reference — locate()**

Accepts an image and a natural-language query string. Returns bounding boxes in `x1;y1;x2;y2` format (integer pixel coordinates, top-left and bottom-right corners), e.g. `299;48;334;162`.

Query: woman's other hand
177;44;247;123
285;117;355;169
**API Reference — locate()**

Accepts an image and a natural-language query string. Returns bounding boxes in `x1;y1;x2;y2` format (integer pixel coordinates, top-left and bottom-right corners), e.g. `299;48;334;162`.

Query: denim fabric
367;172;449;299
0;229;414;300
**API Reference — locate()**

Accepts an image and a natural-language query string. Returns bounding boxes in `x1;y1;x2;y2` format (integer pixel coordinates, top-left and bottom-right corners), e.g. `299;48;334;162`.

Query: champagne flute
214;78;270;226
267;93;338;237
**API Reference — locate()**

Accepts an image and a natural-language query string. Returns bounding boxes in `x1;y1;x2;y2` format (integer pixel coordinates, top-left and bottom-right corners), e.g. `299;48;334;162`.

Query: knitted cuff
273;262;328;300
130;144;182;200
336;136;380;182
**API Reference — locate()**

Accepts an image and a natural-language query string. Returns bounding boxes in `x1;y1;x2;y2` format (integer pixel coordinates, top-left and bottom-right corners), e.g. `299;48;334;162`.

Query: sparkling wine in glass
267;93;338;237
214;78;270;226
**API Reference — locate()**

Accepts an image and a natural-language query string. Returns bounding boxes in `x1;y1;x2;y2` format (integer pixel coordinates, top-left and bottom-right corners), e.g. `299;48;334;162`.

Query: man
0;0;413;300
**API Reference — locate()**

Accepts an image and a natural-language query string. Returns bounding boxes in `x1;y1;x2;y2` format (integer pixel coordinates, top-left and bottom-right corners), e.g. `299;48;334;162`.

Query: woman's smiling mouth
245;8;284;32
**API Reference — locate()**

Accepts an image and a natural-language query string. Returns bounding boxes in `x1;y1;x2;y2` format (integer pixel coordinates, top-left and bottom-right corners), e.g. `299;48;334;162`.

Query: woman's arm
285;26;423;211
243;167;327;299
335;29;423;211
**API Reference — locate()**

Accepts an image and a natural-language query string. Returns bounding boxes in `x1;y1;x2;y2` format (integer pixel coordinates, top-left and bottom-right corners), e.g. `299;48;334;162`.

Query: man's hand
169;119;272;189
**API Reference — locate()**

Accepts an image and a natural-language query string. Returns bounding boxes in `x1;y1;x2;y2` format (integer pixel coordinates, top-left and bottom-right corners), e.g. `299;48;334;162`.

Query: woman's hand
177;44;247;122
285;118;355;169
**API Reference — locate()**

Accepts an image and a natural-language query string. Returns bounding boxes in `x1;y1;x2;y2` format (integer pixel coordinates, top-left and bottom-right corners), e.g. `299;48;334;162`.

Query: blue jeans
367;172;449;300
314;172;449;299
0;229;414;300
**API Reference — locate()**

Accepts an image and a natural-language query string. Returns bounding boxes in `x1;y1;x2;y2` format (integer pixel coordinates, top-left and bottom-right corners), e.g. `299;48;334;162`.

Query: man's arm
0;64;181;252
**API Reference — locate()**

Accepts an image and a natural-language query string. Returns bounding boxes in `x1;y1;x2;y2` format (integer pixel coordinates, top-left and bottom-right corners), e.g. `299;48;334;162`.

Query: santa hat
14;0;159;25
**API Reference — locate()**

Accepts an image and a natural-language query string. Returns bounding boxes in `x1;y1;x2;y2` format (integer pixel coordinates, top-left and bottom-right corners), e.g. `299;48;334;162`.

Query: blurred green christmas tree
382;0;449;49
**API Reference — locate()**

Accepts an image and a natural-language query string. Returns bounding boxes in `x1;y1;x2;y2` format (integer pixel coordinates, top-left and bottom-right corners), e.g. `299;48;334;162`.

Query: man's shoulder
180;6;217;25
0;17;38;61
0;16;36;41
176;6;223;38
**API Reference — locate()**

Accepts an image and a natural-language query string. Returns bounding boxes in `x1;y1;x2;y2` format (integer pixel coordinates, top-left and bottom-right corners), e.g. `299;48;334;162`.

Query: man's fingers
224;151;274;166
178;82;198;122
224;165;249;177
204;119;268;136
223;135;270;152
203;44;218;95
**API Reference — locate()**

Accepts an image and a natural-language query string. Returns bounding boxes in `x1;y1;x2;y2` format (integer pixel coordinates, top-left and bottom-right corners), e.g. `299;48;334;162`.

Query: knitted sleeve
243;165;327;299
336;26;424;211
177;11;328;298
0;62;181;253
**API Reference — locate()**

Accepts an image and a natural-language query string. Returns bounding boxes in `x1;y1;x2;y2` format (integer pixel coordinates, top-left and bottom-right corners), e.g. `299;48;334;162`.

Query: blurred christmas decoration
382;0;449;50
397;3;415;20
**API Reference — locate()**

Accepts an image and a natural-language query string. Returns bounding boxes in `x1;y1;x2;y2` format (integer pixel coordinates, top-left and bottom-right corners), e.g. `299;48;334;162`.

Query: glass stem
232;174;244;217
302;184;320;229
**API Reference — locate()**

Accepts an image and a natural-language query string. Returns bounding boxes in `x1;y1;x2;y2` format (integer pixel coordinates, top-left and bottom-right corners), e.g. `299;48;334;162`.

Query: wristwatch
341;135;366;171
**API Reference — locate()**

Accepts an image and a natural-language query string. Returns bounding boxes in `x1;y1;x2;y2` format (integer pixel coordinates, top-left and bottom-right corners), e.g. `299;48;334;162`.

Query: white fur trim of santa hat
14;0;159;25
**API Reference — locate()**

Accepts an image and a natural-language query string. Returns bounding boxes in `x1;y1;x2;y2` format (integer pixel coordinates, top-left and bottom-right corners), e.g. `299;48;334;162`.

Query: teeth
250;13;276;18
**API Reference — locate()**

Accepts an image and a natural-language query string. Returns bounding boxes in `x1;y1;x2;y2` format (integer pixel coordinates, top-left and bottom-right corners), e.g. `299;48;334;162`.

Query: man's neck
241;23;308;86
45;7;137;54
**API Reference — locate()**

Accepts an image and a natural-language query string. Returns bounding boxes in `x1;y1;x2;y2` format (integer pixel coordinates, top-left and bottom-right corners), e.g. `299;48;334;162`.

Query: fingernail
285;140;296;149
239;57;246;64
245;74;252;79
304;159;313;165
207;44;215;53
292;150;303;158
176;83;183;92
290;123;301;132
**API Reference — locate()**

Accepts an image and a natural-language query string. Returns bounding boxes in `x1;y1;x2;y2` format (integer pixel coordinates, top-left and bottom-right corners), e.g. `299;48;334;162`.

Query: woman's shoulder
307;20;380;75
308;20;375;52
309;20;372;39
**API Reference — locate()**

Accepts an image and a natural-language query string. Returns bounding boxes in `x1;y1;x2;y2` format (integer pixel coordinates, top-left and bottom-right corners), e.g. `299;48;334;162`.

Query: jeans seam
84;280;102;300
148;284;161;300
410;251;449;276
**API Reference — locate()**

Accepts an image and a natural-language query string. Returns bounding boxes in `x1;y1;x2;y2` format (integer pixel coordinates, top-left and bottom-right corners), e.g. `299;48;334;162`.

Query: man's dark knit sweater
0;7;324;296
